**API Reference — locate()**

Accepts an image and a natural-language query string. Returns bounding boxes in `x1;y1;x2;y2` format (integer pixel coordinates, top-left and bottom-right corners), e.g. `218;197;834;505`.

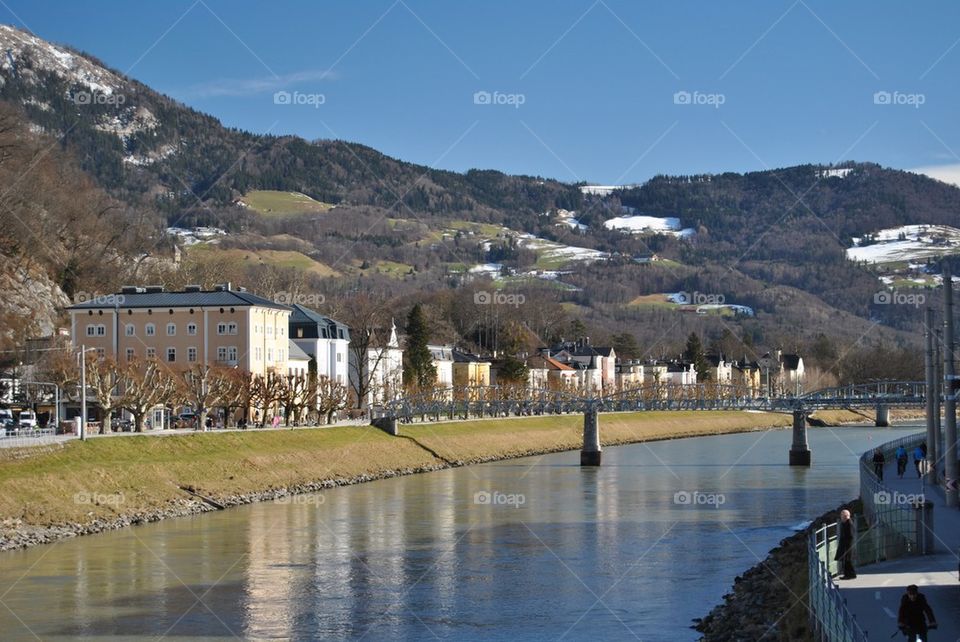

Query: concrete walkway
840;459;960;639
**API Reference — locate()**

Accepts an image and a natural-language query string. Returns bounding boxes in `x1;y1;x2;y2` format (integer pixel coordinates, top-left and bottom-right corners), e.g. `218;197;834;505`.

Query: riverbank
0;410;792;551
695;499;860;641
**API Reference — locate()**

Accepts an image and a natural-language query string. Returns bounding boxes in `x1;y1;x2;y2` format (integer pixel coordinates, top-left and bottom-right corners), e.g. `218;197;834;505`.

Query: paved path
841;457;960;640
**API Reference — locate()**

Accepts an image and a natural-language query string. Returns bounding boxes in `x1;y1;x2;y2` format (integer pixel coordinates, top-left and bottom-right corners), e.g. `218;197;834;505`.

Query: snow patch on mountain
604;214;695;238
846;224;960;264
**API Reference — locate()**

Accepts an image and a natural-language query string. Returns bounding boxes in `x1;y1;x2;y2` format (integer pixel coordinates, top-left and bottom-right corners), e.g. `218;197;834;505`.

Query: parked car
18;411;37;429
1;415;16;435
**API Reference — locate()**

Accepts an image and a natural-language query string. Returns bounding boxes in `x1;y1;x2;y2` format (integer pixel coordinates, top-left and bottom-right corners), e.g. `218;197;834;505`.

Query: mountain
0;23;955;382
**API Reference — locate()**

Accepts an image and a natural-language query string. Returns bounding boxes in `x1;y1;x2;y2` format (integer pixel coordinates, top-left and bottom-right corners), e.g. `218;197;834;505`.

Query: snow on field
517;233;609;264
604;215;695;238
469;263;503;276
167;226;227;246
846;224;960;263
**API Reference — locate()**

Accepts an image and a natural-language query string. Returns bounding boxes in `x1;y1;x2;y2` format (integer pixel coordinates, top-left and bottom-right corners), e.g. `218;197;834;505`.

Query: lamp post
77;345;96;442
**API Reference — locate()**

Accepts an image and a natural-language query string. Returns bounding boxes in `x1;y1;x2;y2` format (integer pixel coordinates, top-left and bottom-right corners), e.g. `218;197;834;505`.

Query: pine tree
403;303;437;390
684;332;710;382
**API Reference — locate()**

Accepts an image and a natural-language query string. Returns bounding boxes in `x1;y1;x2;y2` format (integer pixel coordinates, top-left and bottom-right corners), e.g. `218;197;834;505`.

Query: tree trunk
134;412;145;433
198;409;208;432
101;411;112;434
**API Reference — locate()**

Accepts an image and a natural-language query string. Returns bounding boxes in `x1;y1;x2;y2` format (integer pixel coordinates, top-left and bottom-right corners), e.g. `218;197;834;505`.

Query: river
0;423;920;641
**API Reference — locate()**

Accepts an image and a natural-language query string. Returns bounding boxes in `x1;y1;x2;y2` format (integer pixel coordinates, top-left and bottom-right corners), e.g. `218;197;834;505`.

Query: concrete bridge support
581;407;601;466
371;416;398;436
789;410;811;466
875;404;890;427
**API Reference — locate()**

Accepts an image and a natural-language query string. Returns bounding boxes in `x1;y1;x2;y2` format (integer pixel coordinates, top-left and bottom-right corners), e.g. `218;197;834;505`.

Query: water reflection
0;424;918;640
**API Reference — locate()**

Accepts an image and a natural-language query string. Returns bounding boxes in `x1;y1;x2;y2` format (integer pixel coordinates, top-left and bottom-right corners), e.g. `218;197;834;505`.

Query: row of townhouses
28;284;804;425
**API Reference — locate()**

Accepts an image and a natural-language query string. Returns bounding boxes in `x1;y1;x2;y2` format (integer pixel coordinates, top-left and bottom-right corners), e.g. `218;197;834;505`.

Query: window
266;348;273;362
96;325;106;336
126;348;135;361
228;346;238;362
255;347;262;361
266;326;273;337
86;325;96;336
95;348;105;359
166;348;176;363
146;347;156;359
187;323;197;336
125;324;135;337
279;349;284;361
217;322;238;335
296;328;303;338
217;347;227;362
166;323;176;336
337;353;342;363
145;323;156;336
187;347;197;363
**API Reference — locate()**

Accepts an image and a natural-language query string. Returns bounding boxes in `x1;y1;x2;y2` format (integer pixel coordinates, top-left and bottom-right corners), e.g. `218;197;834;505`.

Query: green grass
187;246;339;277
241;190;334;217
0;411;789;529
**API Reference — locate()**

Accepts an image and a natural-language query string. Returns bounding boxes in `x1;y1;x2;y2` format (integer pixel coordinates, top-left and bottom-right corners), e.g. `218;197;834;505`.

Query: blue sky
6;1;960;185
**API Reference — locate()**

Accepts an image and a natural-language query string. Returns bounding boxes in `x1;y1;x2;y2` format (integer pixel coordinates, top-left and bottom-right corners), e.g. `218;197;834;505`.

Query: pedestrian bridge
369;380;925;467
370;380;926;421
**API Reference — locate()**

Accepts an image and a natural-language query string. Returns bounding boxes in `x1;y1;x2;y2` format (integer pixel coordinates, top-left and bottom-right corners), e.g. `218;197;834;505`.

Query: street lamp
77;345;97;442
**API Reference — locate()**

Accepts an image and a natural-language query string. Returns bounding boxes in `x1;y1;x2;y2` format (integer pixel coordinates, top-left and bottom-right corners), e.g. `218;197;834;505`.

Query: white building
350;320;404;408
428;344;454;387
289;304;350;386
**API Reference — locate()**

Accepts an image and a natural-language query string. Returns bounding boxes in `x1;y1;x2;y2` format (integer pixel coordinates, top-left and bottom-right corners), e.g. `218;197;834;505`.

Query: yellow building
68;283;292;377
452;350;491;388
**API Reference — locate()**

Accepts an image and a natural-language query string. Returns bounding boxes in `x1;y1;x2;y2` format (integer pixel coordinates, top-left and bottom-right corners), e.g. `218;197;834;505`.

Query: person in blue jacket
913;444;926;478
895;445;908;478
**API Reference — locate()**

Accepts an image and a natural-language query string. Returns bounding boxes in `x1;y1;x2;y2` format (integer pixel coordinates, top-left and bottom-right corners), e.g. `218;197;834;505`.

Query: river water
0;423;921;641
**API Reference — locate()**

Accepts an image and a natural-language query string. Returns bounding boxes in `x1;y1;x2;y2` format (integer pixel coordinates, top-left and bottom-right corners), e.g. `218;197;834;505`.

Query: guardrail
0;427;58;448
809;522;868;642
859;432;932;558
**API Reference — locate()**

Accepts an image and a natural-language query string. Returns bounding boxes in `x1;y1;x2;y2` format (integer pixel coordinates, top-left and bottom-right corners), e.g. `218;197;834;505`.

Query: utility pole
925;307;937;482
80;344;87;442
943;263;958;507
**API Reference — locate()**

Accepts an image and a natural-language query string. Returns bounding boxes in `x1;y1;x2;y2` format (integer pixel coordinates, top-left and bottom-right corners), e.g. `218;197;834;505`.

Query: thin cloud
909;163;960;188
184;69;337;98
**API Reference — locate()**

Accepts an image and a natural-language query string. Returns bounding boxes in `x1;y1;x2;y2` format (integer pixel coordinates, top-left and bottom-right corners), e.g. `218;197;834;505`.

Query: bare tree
179;364;235;431
85;357;122;434
121;359;180;433
250;370;286;426
315;375;349;424
336;292;394;409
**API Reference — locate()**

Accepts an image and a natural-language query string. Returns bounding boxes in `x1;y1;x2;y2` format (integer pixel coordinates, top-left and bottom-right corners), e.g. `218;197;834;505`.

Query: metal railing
809;522;869;642
859;432;932;558
0;427;58;448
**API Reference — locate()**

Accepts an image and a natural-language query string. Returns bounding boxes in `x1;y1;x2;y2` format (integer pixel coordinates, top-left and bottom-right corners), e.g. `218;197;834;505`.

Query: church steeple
387;317;399;348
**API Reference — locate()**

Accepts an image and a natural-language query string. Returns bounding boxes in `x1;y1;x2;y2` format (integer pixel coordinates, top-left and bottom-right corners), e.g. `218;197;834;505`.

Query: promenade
840;457;960;639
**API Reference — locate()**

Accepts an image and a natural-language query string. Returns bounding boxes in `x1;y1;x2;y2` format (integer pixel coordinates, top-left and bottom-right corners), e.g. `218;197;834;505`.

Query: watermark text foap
874;490;925;506
473;490;525;508
74;491;125;507
474;290;525;308
274;493;325;506
873;290;925;308
673;90;725;108
473;90;526;108
74;292;126;305
274;292;326;306
274;90;326;108
674;291;725;305
69;90;125;106
674;490;725;508
873;90;925;109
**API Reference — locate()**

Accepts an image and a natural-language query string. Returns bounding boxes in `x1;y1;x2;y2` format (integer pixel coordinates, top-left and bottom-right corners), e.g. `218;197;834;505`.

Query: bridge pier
581;407;601;466
371;416;398;436
875;404;890;427
789;410;811;466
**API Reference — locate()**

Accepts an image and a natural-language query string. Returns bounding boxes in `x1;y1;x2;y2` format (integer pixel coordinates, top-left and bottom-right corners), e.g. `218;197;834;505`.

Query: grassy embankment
1;411;792;527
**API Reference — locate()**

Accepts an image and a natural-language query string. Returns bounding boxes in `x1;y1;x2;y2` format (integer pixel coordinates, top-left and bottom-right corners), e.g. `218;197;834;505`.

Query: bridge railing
808;522;869;642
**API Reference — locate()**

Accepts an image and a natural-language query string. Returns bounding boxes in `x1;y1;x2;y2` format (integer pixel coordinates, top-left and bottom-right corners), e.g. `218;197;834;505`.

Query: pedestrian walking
897;584;936;642
913;444;926;478
896;445;908;479
835;509;856;579
873;448;885;480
